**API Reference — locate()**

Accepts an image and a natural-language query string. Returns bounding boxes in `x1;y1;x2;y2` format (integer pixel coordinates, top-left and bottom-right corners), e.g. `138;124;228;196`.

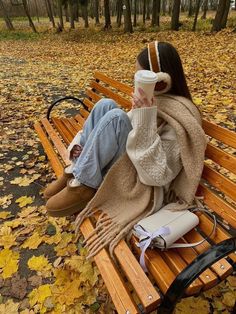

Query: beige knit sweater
74;94;207;259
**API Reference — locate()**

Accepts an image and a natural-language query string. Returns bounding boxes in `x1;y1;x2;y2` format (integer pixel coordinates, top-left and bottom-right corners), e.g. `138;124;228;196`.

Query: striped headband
148;41;161;73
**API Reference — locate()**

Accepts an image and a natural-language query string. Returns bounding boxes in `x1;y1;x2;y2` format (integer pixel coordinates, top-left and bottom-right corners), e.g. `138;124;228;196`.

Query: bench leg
157;237;236;314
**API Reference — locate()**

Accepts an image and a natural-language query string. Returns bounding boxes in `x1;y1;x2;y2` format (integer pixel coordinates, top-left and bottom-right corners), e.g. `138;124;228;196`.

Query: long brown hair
137;42;193;101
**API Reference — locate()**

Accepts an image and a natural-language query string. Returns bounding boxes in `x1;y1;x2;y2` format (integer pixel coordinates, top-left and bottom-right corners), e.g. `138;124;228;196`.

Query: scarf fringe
86;225;121;259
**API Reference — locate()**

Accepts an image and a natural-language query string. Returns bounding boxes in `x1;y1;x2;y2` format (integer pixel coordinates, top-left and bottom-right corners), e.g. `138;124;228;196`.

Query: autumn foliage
0;23;235;313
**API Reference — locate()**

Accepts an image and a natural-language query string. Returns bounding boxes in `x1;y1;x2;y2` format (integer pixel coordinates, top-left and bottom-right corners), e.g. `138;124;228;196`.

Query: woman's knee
105;108;132;128
95;98;118;112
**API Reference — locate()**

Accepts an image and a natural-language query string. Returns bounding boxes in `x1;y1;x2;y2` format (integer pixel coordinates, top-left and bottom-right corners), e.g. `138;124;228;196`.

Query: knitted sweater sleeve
126;107;182;187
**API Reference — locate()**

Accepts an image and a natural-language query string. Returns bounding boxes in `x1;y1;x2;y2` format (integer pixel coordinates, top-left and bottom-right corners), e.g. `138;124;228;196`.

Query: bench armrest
158;237;236;314
47;96;87;120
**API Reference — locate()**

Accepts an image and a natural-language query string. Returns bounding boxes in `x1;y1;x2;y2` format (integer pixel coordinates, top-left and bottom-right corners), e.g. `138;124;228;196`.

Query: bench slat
74;114;86;126
34;122;64;176
202;164;236;201
83;97;94;111
80;218;139;314
184;229;233;279
79;108;90;119
40;118;71;166
160;250;203;295
175;241;218;290
61;118;78;137
86;89;102;104
94;71;133;96
114;240;161;312
198;214;236;263
51;117;74;145
197;184;236;228
205;143;236;175
68;117;83;132
131;237;176;294
90;81;131;109
203;120;236;148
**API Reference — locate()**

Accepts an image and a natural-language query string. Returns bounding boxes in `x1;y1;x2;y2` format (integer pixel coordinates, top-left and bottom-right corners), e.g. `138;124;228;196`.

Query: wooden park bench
34;72;236;314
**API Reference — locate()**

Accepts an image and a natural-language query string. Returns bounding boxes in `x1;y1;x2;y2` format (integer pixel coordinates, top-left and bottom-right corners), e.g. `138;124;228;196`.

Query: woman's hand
70;144;82;160
132;87;154;109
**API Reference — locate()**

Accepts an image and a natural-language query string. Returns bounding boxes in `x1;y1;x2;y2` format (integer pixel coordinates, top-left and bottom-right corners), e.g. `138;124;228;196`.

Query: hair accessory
148;41;172;94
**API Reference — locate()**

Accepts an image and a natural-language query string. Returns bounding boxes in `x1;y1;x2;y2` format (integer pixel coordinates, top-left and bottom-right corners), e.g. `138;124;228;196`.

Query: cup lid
135;70;158;83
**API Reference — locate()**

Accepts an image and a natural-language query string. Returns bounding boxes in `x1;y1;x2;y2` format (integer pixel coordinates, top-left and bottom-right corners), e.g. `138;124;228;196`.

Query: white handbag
133;205;217;271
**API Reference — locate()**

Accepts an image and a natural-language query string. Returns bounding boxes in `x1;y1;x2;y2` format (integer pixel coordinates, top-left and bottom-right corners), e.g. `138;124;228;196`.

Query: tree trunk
221;0;231;28
212;0;227;31
81;1;89;28
0;0;14;30
168;0;172;15
201;0;208;19
57;0;64;29
117;0;122;27
133;0;137;26
146;0;150;19
94;0;100;24
68;0;75;28
151;0;161;26
188;0;194;16
171;0;181;30
143;0;146;24
74;2;79;21
64;3;69;22
34;0;39;22
124;0;133;32
162;0;167;15
192;0;202;31
22;0;37;32
46;0;55;27
104;0;111;29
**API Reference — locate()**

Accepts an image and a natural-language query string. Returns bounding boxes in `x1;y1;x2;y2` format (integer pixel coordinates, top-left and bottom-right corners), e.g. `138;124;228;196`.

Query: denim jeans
72;99;132;189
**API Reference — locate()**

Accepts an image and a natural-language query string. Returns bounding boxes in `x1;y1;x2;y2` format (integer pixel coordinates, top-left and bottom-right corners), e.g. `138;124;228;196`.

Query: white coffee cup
134;70;158;104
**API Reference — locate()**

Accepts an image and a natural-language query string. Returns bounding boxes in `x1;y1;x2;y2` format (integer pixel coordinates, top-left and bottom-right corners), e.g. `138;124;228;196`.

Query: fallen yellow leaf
0;248;19;279
15;196;34;208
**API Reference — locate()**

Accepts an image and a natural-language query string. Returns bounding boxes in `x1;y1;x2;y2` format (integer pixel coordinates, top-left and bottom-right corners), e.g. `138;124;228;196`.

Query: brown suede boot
45;181;96;217
43;172;74;199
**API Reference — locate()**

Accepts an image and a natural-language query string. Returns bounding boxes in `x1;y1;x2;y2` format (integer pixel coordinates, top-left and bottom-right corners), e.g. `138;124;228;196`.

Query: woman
44;42;206;258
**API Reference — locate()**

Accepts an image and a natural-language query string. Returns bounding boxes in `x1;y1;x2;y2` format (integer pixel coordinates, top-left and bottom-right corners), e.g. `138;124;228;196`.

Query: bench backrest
82;71;236;230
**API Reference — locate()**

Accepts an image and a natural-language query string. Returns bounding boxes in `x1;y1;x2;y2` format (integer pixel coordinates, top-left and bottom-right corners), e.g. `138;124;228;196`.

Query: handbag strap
167;208;217;249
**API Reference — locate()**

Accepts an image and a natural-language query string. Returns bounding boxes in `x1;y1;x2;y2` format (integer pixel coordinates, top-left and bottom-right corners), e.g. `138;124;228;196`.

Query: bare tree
171;0;181;30
133;0;137;26
143;0;146;24
45;0;55;27
201;0;208;19
104;0;111;29
212;0;230;31
94;0;100;24
0;0;14;30
117;0;122;27
221;0;231;28
188;0;194;16
68;0;75;28
152;0;161;27
22;0;38;33
146;0;151;20
124;0;133;33
162;0;167;15
192;0;202;31
57;0;64;29
80;0;89;28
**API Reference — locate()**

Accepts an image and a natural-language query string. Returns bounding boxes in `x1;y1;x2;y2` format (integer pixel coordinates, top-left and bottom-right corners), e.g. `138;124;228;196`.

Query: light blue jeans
72;99;132;189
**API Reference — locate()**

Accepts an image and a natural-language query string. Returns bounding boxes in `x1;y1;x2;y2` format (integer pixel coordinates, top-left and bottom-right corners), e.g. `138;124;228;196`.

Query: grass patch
0;30;40;41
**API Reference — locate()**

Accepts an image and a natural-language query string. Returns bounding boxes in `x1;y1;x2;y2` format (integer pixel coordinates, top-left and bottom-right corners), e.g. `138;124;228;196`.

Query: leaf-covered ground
0;20;236;313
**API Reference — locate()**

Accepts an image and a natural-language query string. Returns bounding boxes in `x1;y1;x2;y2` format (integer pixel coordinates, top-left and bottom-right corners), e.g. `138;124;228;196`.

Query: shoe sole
47;200;90;217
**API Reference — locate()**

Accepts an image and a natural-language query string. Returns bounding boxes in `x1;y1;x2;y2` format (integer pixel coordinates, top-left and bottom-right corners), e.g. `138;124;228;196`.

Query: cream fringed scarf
75;95;207;259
